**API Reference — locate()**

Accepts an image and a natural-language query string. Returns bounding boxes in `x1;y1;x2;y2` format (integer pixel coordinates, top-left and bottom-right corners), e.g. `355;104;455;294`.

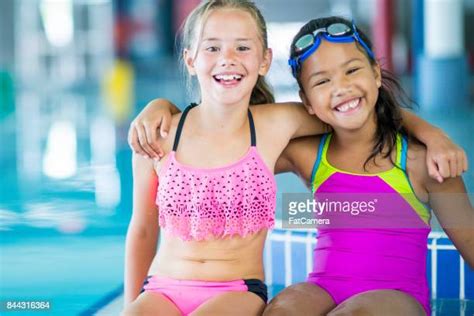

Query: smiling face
299;39;381;132
184;8;272;107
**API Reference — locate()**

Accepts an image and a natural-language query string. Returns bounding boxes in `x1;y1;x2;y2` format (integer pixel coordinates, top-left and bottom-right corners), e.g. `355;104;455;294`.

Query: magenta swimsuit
308;133;432;315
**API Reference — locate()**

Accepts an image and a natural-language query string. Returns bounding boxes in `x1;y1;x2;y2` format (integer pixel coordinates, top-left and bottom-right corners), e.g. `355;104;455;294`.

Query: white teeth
348;99;359;108
338;104;350;112
336;99;359;112
215;74;242;81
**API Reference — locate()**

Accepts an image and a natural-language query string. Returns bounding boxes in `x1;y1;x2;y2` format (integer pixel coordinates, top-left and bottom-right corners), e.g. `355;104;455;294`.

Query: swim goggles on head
288;21;375;77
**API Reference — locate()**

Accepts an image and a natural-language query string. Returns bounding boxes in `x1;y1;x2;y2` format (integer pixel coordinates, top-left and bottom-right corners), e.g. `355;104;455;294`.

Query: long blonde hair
179;0;274;105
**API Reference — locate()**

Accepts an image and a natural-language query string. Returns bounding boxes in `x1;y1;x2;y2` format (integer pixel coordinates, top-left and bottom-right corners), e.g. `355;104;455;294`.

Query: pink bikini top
156;103;276;241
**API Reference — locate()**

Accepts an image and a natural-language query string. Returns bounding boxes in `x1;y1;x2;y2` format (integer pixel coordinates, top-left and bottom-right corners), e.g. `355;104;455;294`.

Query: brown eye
347;67;360;75
237;46;250;51
315;79;329;87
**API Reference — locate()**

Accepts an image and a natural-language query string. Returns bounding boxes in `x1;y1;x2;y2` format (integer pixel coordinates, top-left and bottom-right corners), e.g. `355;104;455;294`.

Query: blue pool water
1;235;124;315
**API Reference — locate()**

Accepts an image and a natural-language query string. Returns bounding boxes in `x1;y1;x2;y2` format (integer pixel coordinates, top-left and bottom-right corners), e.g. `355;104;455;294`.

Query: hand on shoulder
128;99;181;158
407;139;469;200
132;113;181;173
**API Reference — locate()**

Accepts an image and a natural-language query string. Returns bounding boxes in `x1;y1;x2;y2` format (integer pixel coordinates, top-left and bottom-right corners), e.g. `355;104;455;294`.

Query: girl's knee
327;291;426;316
327;304;368;316
262;289;299;316
263;301;292;316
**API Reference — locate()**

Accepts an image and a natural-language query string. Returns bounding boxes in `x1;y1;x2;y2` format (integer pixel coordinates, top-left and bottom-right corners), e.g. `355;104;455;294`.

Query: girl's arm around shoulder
251;102;330;142
275;136;323;188
134;112;181;166
407;142;474;269
128;98;181;158
401;109;468;182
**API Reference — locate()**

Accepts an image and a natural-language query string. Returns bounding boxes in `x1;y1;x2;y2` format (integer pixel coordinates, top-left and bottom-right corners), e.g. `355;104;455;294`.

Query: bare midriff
148;229;267;281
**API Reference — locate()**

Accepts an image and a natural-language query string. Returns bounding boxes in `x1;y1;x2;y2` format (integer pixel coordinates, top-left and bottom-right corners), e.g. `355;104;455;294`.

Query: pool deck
95;296;123;316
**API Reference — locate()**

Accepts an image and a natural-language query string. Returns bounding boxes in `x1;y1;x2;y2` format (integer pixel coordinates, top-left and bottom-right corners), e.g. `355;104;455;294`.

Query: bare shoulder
281;135;323;186
166;113;182;145
405;140;432;201
156;113;182;155
407;138;471;194
286;135;322;160
134;113;182;174
406;141;431;180
250;102;304;142
250;102;303;121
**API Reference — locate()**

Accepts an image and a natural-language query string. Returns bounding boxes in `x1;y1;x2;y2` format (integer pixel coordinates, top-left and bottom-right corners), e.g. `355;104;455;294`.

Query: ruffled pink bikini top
156;103;276;241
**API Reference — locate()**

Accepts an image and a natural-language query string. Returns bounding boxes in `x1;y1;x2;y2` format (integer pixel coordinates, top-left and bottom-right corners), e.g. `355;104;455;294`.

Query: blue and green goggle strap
288;21;375;78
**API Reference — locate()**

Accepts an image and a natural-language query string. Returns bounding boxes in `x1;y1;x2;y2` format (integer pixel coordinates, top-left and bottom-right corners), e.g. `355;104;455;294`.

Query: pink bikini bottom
143;275;267;315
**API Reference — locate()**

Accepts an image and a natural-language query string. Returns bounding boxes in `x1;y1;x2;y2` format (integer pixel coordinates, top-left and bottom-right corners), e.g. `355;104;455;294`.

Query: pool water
0;234;125;315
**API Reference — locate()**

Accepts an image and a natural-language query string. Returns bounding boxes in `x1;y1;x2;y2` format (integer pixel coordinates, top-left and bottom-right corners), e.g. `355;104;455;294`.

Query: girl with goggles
289;21;375;77
264;16;473;316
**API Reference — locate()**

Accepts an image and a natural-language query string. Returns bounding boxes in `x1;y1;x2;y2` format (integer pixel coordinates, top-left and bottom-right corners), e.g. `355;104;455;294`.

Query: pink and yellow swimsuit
308;133;432;315
143;103;276;315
